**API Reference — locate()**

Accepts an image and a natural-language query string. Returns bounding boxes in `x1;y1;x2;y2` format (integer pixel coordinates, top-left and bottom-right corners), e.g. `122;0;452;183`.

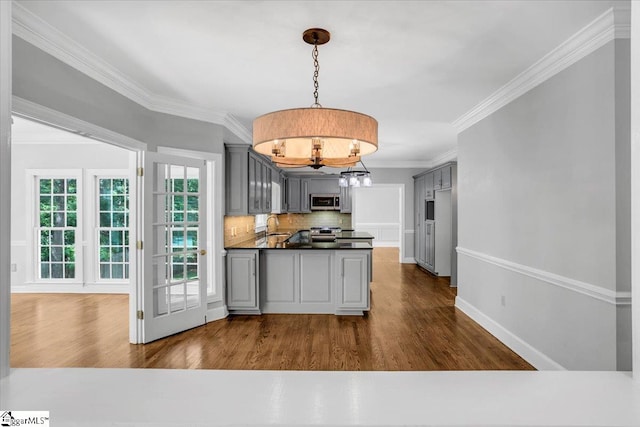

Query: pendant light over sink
252;28;378;169
338;160;373;188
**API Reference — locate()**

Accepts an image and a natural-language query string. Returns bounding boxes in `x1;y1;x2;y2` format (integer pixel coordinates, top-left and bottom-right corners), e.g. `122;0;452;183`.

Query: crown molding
428;148;458;168
224;114;253;144
12;2;152;108
364;160;433;169
11;2;253;143
148;94;227;123
452;6;631;133
364;148;457;169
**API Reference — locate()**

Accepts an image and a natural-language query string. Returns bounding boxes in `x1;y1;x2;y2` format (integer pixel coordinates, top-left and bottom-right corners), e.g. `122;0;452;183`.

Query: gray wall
12;36;225;153
457;40;631;370
367;168;424;261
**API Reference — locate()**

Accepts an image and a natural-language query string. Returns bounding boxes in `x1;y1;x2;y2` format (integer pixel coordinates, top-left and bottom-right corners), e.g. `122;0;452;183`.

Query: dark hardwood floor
11;248;534;370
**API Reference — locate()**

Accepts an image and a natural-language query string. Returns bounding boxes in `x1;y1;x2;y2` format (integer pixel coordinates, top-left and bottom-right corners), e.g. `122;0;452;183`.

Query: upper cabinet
340;185;352;213
286;177;301;213
280;174;288;213
225;144;274;216
225;145;350;216
433;165;452;191
286;177;311;213
424;172;435;199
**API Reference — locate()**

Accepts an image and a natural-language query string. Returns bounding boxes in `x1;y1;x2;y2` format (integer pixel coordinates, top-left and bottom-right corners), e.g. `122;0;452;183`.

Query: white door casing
141;152;207;343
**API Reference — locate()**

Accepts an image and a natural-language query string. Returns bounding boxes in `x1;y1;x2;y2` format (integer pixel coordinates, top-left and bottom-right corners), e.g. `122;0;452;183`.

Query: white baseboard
455;296;565;371
373;241;400;248
206;305;228;323
402;257;417;264
11;284;129;294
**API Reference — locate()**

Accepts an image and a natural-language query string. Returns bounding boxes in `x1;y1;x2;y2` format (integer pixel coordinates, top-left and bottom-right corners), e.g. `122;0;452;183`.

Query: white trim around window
14;168;130;294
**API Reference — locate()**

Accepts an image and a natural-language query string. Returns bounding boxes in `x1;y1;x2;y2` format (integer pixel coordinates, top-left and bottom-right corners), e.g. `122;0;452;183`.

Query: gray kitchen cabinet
340;185;352;213
300;178;310;213
225;145;249;216
225;144;273;216
261;251;334;313
226;250;260;314
424;172;434;199
287;177;301;212
284;177;310;213
414;175;425;265
280;174;288;213
262;162;272;212
335;251;370;312
413;162;457;283
433;165;452;190
308;176;341;194
248;152;261;214
425;221;435;271
262;251;297;306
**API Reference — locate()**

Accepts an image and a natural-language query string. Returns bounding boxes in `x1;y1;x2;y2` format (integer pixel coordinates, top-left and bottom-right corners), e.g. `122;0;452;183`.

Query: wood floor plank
10;248;534;371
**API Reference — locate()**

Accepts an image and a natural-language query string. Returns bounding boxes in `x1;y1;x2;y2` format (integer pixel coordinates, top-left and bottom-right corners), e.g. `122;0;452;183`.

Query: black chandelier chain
311;41;321;108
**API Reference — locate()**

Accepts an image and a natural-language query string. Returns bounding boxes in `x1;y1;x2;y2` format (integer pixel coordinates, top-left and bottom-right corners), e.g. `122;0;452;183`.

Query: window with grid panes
38;178;77;279
98;178;130;280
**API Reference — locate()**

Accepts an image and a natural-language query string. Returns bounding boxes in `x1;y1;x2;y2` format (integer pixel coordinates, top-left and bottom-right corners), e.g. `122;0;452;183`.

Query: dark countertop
335;231;374;239
226;233;373;250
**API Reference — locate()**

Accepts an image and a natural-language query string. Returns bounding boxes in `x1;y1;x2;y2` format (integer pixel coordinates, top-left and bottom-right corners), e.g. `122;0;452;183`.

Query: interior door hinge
137;310;144;320
136;241;143;250
137;167;144;177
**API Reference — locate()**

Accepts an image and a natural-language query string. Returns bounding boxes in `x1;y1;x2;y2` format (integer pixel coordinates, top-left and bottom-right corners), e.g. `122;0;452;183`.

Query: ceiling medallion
253;28;378;169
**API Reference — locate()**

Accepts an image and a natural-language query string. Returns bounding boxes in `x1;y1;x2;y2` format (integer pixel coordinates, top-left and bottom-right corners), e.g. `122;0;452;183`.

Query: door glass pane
151;162;202;318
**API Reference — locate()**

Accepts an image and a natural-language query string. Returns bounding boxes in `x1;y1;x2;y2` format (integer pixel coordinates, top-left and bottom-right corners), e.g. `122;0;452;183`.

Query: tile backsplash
224;215;256;246
224;212;352;247
276;212;352;232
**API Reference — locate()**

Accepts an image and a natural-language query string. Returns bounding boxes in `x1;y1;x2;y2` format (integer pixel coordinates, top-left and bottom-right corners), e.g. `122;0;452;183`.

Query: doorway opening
10;115;137;364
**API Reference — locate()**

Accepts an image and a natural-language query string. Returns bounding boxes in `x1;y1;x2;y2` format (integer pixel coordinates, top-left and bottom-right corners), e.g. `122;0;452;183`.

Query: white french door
141;152;207;343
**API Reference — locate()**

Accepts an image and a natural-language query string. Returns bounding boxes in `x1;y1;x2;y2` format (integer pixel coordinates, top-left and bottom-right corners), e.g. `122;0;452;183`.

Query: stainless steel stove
309;226;341;242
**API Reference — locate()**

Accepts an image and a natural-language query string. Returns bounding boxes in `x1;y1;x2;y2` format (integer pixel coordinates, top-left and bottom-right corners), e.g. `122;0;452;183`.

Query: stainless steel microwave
310;194;340;211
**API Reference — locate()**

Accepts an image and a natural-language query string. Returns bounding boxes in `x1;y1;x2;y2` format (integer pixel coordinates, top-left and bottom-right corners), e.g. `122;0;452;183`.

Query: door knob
199;249;207;256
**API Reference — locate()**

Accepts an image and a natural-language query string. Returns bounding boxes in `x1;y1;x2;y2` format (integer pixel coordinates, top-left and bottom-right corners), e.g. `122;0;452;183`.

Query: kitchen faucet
266;215;279;233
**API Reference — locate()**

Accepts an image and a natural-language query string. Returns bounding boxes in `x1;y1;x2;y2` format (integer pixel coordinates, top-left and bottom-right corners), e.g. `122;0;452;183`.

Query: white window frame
26;169;84;287
85;169;131;287
22;168;131;293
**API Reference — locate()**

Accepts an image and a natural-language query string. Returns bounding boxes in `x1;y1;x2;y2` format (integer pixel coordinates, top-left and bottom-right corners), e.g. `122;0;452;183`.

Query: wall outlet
501;295;506;307
10;263;17;272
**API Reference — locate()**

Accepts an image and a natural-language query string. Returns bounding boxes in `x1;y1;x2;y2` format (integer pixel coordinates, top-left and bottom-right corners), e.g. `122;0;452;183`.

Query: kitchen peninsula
225;230;374;316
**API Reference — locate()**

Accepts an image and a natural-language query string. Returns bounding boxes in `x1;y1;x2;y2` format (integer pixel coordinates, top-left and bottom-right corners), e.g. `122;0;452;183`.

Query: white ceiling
13;0;619;166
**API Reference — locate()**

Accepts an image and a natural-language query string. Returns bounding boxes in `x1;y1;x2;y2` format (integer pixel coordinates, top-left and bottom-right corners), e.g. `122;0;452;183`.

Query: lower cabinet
226;250;260;314
335;251;370;313
425;221;435;271
227;249;371;315
261;251;335;313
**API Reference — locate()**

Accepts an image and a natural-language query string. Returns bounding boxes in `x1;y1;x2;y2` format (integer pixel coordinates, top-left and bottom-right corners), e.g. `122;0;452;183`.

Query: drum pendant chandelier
253;28;378;169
